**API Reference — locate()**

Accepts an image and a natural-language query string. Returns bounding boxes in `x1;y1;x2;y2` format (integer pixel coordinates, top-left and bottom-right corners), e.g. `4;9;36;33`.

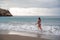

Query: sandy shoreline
0;30;60;40
0;34;49;40
0;30;49;40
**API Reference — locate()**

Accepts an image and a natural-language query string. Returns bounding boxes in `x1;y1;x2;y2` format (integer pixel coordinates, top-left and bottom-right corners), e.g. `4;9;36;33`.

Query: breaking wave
0;22;60;35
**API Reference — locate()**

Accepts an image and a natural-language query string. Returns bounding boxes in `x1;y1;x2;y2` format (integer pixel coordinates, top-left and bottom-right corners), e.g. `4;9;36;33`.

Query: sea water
0;16;60;35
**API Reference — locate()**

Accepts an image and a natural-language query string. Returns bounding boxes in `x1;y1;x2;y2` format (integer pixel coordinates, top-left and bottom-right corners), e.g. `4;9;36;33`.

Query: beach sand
0;34;49;40
0;30;49;40
0;30;60;40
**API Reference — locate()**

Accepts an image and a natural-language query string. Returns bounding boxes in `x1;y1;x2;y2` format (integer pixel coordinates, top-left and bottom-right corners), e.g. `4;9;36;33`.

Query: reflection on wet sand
0;30;60;40
0;30;49;40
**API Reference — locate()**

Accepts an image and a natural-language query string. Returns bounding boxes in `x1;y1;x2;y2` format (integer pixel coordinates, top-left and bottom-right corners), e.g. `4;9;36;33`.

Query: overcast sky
0;0;60;16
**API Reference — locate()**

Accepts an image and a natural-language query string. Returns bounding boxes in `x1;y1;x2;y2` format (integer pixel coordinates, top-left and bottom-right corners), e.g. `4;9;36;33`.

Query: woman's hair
38;17;41;20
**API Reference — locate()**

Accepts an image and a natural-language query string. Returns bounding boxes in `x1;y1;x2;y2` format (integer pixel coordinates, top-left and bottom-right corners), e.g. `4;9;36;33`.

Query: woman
36;17;42;31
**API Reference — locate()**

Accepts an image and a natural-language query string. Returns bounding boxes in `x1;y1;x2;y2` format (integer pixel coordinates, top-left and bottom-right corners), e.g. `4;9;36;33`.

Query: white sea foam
0;22;60;35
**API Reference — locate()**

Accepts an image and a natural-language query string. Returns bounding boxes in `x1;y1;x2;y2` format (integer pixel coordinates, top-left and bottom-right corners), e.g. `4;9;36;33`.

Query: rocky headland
0;8;12;16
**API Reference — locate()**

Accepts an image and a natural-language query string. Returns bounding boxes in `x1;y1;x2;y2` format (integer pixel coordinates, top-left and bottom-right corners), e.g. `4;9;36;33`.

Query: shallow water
0;16;60;35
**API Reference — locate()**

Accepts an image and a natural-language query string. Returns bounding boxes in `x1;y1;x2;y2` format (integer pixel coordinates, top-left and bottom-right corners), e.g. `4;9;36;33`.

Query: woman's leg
39;24;42;31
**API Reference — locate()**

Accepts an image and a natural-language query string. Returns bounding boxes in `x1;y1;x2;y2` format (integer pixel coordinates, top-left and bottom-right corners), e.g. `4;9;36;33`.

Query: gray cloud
0;0;60;16
0;0;60;8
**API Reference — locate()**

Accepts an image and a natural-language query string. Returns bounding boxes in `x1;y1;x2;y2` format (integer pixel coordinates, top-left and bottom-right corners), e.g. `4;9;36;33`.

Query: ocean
0;16;60;35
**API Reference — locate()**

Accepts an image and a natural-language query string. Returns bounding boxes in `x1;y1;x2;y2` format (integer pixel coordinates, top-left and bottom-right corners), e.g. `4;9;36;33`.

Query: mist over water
0;16;60;35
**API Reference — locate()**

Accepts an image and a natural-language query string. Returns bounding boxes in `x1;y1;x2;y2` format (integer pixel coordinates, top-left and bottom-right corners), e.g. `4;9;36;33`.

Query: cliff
0;8;12;16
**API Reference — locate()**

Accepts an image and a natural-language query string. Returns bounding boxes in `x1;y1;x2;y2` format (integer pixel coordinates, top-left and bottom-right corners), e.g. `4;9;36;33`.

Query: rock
0;8;12;16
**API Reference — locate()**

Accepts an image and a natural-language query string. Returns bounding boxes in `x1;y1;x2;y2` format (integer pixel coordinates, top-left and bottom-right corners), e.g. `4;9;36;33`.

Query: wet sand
0;34;49;40
0;30;49;40
0;30;60;40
